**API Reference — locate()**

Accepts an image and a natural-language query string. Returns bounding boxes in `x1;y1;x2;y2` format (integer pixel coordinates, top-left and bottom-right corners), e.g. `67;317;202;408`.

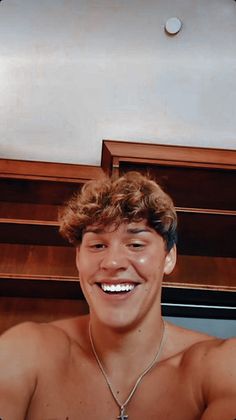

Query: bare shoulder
0;321;45;357
1;319;70;347
166;321;235;379
0;320;76;392
166;321;215;358
181;327;236;368
0;318;77;370
167;323;236;420
198;337;236;419
0;322;45;416
168;321;235;365
0;321;76;418
0;313;90;358
197;336;236;385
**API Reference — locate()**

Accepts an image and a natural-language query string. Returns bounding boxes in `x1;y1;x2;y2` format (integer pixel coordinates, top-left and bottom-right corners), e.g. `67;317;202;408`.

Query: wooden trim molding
0;158;104;182
101;140;236;174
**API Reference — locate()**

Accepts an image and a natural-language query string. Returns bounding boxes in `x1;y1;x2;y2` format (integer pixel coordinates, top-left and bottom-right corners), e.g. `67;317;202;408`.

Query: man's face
76;220;176;330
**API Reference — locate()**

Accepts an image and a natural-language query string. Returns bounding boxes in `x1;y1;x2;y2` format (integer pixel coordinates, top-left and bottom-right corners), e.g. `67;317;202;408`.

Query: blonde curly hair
59;171;177;251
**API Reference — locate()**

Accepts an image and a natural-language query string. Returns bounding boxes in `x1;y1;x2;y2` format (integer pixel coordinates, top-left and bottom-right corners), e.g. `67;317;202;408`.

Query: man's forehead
83;220;151;235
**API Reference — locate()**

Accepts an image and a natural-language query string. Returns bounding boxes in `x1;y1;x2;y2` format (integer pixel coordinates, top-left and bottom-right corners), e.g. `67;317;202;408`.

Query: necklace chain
89;320;166;415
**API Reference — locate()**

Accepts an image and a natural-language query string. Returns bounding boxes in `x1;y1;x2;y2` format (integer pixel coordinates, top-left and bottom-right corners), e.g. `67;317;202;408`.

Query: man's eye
128;243;144;249
90;243;106;249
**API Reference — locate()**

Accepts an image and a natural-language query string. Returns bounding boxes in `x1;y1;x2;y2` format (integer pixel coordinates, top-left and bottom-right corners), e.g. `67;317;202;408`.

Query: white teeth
101;283;135;293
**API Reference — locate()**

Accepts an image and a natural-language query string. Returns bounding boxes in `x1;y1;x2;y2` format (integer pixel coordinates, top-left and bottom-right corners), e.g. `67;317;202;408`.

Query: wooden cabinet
102;140;236;318
0;158;104;300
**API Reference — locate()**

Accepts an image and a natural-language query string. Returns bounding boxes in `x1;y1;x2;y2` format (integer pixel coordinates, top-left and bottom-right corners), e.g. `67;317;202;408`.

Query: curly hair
59;171;177;251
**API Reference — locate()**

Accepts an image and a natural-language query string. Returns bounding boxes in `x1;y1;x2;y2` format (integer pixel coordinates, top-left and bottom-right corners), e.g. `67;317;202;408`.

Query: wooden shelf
0;158;105;250
118;162;236;211
0;202;59;222
0;222;68;246
101;140;236;295
0;244;78;278
177;211;235;257
165;255;236;291
0;244;80;299
0;158;102;306
0;177;83;206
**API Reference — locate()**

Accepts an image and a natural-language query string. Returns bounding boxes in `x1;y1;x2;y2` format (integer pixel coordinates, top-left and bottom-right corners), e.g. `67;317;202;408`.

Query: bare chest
27;357;204;420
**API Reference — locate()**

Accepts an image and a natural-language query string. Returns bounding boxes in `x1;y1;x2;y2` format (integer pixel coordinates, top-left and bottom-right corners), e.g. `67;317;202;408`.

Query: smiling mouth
98;283;137;294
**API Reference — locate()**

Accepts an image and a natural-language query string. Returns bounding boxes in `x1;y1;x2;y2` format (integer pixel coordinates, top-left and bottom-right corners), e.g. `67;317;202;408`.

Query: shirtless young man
0;171;235;420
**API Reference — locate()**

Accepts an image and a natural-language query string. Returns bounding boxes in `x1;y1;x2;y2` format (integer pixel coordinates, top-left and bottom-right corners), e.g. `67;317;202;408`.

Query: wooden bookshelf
101;140;236;316
0;158;104;302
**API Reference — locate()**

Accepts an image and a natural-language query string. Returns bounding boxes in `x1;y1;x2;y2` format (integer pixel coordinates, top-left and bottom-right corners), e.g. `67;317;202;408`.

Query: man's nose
100;244;128;271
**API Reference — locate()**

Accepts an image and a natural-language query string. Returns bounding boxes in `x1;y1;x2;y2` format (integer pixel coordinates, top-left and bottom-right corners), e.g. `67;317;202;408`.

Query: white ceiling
0;0;236;166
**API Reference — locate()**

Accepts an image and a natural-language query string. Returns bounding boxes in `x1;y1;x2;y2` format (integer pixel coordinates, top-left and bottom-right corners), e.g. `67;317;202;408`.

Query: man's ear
75;247;80;273
164;245;177;275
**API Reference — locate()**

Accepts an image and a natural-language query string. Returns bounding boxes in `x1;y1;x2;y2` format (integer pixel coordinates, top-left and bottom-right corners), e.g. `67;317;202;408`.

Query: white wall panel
0;0;235;164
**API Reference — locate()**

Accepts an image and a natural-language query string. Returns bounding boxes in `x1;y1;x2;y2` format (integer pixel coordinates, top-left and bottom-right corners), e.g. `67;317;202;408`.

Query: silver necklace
89;320;166;420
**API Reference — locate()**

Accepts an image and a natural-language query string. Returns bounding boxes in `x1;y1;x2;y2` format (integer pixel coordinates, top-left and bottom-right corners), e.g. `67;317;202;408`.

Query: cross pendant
117;406;128;420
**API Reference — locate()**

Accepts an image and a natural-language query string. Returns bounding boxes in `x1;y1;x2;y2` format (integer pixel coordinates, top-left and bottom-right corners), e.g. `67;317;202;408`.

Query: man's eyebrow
83;227;104;235
126;227;152;234
83;227;152;235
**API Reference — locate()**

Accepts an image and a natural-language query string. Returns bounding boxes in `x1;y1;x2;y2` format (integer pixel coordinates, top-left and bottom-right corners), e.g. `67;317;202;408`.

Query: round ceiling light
165;17;182;35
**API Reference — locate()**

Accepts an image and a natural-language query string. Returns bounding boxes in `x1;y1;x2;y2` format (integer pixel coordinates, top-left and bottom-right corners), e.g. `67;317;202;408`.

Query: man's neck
88;312;165;382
